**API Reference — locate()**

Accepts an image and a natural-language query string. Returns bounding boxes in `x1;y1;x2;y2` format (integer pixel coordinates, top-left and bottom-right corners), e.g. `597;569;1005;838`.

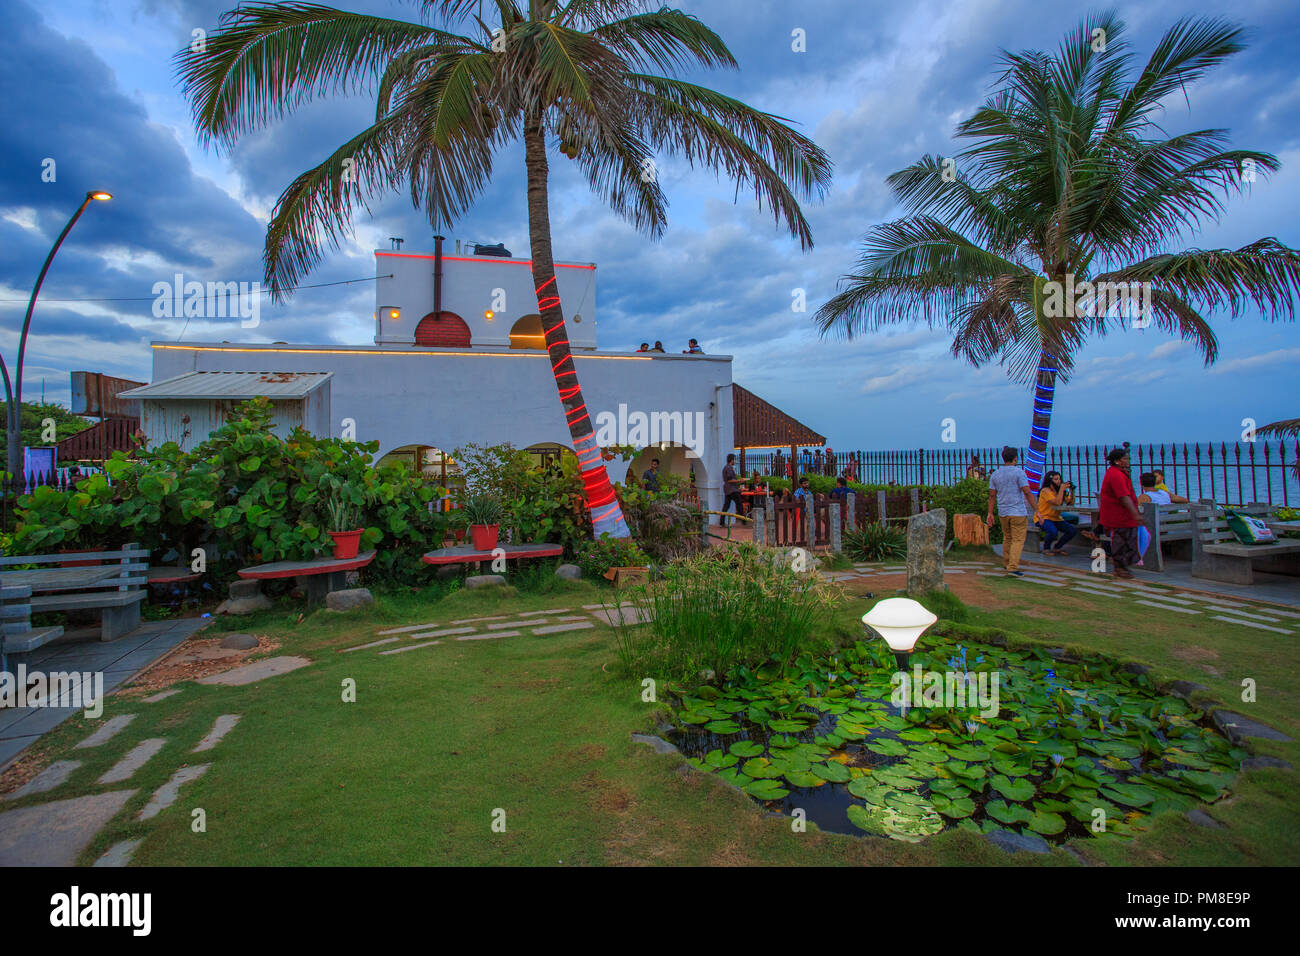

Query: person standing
987;446;1038;576
721;453;742;525
641;457;661;492
1099;447;1143;579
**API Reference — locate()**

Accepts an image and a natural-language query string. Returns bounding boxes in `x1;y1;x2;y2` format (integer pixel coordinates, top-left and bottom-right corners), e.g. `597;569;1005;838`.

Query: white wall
149;343;732;511
374;249;598;348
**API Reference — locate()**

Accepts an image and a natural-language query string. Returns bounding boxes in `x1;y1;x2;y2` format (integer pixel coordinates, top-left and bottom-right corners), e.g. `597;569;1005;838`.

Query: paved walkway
0;618;209;770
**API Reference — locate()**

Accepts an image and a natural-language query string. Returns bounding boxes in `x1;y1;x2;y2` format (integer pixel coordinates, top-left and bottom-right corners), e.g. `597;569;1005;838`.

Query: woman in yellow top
1034;471;1079;555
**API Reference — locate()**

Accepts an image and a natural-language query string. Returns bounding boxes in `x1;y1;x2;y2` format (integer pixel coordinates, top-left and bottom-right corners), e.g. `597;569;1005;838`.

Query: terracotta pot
58;547;101;568
328;529;364;560
469;523;499;551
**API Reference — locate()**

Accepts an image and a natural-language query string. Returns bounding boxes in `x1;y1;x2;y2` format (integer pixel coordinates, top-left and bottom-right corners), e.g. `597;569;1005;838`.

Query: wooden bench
1139;503;1199;572
0;544;148;643
1190;505;1300;585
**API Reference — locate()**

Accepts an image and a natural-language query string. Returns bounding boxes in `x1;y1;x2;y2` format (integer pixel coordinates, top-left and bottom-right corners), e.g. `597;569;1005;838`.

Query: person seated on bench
1034;471;1078;555
1137;472;1188;505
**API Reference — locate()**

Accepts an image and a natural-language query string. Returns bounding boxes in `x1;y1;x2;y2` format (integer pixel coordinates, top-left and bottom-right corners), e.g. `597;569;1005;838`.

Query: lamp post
3;190;112;479
862;597;937;671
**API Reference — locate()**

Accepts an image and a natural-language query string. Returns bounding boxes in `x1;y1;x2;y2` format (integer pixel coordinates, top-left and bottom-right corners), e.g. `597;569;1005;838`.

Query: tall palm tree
814;13;1300;484
177;0;831;538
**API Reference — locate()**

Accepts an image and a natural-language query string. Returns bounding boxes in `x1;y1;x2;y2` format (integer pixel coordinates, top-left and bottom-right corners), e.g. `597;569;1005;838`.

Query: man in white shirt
986;446;1039;575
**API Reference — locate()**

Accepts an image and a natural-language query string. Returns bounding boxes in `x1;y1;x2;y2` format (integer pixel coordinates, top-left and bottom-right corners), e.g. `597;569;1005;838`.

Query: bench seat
30;590;147;612
1191;506;1300;584
2;625;65;655
1203;540;1300;558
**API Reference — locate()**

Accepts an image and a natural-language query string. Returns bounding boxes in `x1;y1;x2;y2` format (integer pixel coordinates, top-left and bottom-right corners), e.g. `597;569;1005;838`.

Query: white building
124;244;737;512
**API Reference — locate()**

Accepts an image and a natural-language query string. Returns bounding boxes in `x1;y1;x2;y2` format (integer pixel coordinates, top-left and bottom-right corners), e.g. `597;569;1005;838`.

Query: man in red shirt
1098;447;1143;578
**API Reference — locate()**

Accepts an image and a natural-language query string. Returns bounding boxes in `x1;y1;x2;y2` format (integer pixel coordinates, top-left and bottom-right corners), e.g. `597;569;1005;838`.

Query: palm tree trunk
523;119;630;539
1024;348;1057;487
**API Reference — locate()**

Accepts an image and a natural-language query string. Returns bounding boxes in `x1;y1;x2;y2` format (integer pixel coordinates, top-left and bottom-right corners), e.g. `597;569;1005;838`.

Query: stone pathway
823;559;1300;634
344;604;647;655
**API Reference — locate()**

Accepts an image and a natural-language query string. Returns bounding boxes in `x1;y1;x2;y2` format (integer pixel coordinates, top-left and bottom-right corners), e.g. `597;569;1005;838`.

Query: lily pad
743;777;789;800
729;740;764;758
990;774;1036;802
811;761;852;783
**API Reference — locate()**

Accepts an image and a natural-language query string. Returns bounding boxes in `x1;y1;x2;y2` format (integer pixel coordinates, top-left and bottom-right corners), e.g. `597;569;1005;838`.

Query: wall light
484;310;494;320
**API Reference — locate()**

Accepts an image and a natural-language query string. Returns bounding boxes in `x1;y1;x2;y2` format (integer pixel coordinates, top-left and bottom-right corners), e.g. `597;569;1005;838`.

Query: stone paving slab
376;621;440;635
1197;606;1283;623
450;615;508;624
531;621;595;635
407;626;476;639
1212;615;1291;634
342;637;400;653
588;605;654;626
5;760;80;800
139;764;209;821
487;620;530;630
93;837;144;868
457;632;517;641
142;689;182;703
197;655;311;686
75;714;136;749
99;738;167;784
0;789;136;866
516;608;576;617
379;640;441;655
1135;600;1202;615
193;715;240;753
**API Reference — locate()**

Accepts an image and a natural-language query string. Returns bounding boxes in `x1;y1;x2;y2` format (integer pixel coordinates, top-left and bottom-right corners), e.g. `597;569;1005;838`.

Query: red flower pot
469;523;499;551
59;547;102;568
328;529;363;560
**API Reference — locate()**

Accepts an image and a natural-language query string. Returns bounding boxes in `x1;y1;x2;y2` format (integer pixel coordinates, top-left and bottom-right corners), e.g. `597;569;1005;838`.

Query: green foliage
924;477;991;539
461;494;504;526
13;397;443;584
617;480;707;564
609;543;843;682
842;522;907;562
0;401;93;452
766;474;919;497
573;535;650;581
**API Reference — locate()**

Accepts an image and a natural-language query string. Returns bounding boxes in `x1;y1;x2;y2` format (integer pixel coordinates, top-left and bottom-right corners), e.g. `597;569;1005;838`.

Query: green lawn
7;563;1298;866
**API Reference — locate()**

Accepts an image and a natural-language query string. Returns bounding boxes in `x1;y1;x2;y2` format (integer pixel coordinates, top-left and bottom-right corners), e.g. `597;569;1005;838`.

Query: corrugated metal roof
118;371;332;400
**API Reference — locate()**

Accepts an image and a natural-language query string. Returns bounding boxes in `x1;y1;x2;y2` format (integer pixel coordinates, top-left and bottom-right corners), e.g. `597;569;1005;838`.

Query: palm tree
177;0;831;538
814;13;1300;484
1258;419;1300;483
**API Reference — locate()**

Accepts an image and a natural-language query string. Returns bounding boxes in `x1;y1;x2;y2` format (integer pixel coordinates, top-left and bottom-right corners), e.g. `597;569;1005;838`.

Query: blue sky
1;0;1297;450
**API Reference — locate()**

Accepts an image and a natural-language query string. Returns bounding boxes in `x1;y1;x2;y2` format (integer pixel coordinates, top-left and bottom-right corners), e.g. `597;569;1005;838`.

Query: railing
739;441;1299;507
1;469;105;531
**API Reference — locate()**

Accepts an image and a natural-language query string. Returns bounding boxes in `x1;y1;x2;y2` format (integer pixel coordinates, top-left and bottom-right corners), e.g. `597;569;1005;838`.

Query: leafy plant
573;535;650;581
842;522;907;562
461;494;504;526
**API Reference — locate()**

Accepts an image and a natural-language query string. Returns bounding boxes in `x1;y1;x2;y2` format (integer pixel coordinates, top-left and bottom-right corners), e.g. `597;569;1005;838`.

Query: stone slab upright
906;508;947;594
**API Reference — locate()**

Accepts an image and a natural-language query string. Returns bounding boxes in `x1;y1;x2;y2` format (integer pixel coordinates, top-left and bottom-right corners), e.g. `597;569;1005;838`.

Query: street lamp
862;597;937;671
3;190;112;478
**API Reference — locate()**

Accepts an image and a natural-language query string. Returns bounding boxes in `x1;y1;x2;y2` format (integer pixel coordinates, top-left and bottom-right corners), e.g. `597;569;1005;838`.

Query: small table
422;542;563;571
238;551;376;605
0;565;125;592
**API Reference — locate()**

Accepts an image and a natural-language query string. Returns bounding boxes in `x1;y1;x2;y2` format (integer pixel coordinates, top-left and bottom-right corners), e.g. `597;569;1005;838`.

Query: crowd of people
635;339;704;354
985;444;1187;579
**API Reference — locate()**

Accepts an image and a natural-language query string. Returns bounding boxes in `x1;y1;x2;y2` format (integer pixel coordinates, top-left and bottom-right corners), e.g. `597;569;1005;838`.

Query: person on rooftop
636;342;650;352
651;341;665;352
683;338;704;354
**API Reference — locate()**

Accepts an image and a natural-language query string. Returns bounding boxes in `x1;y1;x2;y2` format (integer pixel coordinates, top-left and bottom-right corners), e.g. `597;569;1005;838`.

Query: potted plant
462;494;504;551
324;488;365;559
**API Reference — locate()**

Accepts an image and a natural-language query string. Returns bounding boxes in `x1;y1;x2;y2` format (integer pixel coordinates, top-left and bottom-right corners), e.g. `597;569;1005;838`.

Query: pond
666;633;1244;842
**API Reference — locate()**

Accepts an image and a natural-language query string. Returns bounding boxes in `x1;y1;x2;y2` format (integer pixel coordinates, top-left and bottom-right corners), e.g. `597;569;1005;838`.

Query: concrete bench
1191;505;1300;585
0;544;149;642
1139;503;1199;572
1;584;65;671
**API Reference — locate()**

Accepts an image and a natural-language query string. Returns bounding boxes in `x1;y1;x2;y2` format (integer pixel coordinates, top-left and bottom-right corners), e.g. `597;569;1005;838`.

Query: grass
5;557;1298;866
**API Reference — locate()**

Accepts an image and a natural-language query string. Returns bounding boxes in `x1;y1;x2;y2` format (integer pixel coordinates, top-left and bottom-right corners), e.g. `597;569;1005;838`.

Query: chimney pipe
433;234;445;320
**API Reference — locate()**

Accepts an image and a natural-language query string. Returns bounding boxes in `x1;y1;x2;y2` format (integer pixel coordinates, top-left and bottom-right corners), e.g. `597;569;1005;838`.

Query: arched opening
415;311;471;347
509;314;545;350
626;443;704;505
525;441;573;470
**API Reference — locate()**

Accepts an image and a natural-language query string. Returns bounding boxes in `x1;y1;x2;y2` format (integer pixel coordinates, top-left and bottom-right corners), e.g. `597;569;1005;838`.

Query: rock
217;580;272;615
219;633;258;650
1185;809;1223;829
325;588;374;612
905;508;947;594
1240;755;1293;771
465;575;507;589
228;579;264;600
1211;710;1294;744
1121;662;1150;676
555;563;583;580
1167;680;1209;701
631;733;679;755
985;829;1050;855
434;564;460;580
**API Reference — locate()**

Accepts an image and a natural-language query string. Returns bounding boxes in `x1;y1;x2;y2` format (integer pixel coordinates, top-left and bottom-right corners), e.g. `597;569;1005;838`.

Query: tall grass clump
608;543;842;683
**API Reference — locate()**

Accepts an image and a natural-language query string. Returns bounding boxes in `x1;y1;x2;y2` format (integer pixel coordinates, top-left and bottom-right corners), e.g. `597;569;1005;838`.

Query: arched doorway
415;311;471;347
508;314;545;350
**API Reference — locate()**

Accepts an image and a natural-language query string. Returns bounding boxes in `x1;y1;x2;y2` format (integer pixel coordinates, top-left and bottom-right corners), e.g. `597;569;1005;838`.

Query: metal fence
738;441;1299;507
1;469;108;531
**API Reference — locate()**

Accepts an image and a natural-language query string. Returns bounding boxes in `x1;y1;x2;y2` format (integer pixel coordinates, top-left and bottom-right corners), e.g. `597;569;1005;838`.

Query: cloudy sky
2;0;1297;450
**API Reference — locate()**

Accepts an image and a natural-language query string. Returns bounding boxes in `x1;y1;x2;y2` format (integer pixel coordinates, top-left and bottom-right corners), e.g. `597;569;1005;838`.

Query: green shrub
608;542;842;682
923;477;991;540
842;522;907;561
618;481;707;564
573;535;651;580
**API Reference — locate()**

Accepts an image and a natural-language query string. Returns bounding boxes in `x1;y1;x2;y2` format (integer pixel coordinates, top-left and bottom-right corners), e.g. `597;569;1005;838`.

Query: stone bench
0;544;149;643
1191;505;1300;585
1;585;64;669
